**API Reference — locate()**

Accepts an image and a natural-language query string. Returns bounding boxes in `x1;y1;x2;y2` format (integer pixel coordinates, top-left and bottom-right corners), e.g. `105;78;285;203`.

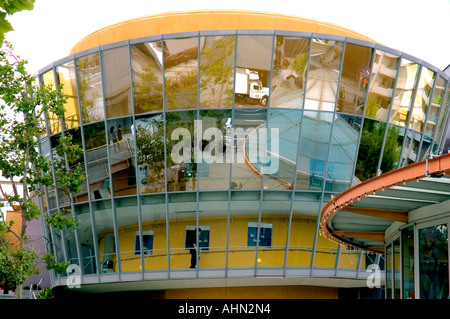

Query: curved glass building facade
37;11;450;296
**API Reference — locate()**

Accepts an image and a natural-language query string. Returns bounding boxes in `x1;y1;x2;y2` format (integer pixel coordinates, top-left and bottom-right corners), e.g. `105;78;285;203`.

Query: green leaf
0;0;35;15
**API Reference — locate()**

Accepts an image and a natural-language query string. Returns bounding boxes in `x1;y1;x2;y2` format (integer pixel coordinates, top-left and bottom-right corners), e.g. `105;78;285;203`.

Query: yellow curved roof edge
70;10;377;54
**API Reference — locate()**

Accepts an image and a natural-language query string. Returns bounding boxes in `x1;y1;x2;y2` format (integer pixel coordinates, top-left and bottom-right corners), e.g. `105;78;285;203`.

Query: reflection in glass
286;192;320;267
424;76;445;139
92;200;117;273
296;111;332;190
365;51;400;121
107;117;137;196
166;111;196;191
42;70;61;134
390;59;419;126
327;114;361;191
50;133;70;206
200;36;235;108
63;215;79;270
355;119;386;181
394;238;401;299
65;128;88;204
83;122;110;200
399;130;420;167
228;191;260;268
74;203;97;275
198;192;228;268
409;67;435;132
235;36;272;108
136;113;165;193
380;124;403;173
419;224;449;299
167;192;197;269
140;194;167;270
435;89;450;145
56;61;80;129
264;109;301;189
386;244;392;299
115;197;140;272
337;43;372;115
257;192;291;268
198;110;231;190
231;108;267;189
131;41;164;114
304;39;343;111
271;37;309;108
103;46;132;118
402;226;414;299
164;37;198;110
77;53;105;124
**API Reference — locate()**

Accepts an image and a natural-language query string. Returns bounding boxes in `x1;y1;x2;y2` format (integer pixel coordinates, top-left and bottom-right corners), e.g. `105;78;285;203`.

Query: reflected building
37;11;450;299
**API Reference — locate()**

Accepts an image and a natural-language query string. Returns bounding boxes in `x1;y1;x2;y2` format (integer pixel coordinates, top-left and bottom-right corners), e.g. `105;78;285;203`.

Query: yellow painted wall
70;11;377;54
98;215;345;272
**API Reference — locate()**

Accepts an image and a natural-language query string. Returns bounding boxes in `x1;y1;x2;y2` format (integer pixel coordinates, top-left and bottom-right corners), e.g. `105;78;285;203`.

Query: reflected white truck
235;68;269;106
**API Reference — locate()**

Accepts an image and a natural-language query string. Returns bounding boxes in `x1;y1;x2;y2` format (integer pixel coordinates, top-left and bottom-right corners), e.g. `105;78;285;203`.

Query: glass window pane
198;192;228;268
93;200;117;273
77;53;104;124
271;36;309;109
410;67;435;132
399;130;421;167
257;191;291;268
140;194;168;270
166;111;196;191
425;76;445;139
296;111;332;190
198;110;232;190
386;244;393;299
228;191;260;268
337;43;373;115
107;117;137;196
103;46;132;118
84;122;111;200
304;39;343;112
200;36;235;108
235;35;272;108
366;50;400;121
286;192;321;267
56;61;80;129
115;197;140;272
419;224;449;299
66;128;89;204
394;238;401;299
402;226;414;299
131;41;164;114
380;124;404;173
435;89;450;145
338;246;360;270
168;192;197;269
355;119;386;181
136;113;166;193
164;37;198;110
231;108;267;189
74;203;97;275
390;59;420;126
327;114;361;191
264;109;302;189
42;70;61;134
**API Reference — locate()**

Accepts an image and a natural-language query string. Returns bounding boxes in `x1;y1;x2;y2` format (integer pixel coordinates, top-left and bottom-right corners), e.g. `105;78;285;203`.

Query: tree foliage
0;43;83;298
0;0;35;45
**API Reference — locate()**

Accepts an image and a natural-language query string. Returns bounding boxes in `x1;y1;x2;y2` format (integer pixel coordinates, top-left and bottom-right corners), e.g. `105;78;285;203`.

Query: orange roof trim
70;10;377;54
319;152;450;252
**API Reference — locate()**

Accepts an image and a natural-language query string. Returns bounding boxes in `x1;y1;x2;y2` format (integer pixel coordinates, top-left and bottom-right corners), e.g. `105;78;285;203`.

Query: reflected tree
200;36;235;108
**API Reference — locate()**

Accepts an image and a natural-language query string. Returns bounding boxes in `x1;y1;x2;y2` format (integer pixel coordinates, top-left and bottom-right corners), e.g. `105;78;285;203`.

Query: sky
3;0;450;76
